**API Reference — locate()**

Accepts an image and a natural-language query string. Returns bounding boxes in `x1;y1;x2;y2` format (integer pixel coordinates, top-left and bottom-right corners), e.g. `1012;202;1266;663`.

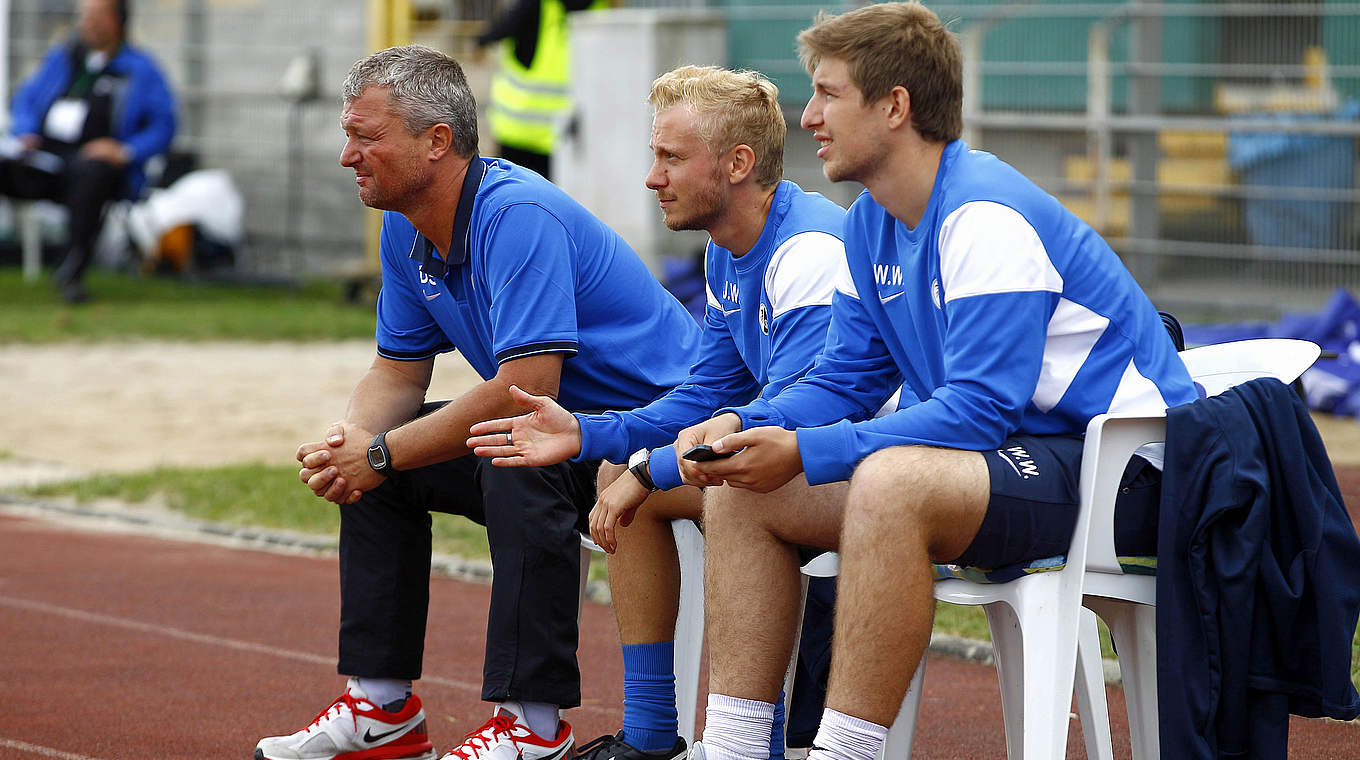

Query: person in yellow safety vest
477;0;607;180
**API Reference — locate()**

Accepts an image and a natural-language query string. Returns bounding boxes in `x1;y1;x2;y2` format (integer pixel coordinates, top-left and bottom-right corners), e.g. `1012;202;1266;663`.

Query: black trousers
337;452;598;708
0;153;123;283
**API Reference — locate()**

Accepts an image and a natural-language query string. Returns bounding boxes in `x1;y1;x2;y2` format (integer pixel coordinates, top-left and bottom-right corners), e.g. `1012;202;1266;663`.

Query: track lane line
0;594;618;718
0;737;108;760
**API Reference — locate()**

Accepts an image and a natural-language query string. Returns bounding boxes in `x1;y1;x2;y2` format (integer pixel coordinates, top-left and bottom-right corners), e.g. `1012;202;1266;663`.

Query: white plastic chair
793;338;1320;760
578;519;706;744
788;416;1175;760
921;408;1145;760
1078;337;1321;760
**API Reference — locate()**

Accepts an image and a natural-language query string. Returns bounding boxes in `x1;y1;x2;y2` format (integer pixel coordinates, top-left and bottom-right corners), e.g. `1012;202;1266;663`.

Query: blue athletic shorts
949;434;1161;569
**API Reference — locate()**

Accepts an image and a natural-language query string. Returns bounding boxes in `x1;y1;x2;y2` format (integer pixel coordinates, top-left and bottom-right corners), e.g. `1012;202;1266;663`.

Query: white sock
349;677;412;710
702;694;776;760
805;709;887;760
497;701;560;739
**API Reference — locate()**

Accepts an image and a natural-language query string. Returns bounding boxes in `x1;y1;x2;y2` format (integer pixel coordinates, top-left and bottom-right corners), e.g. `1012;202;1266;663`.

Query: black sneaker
573;732;687;760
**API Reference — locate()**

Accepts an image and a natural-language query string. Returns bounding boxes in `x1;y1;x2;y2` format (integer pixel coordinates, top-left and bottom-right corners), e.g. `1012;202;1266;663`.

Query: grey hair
342;44;479;157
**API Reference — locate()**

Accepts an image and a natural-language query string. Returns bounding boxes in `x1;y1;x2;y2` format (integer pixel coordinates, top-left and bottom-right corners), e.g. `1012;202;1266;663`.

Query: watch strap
628;449;656;492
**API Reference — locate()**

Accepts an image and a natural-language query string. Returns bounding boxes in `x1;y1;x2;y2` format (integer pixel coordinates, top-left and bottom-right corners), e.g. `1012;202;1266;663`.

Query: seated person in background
256;45;702;760
468;65;859;760
670;4;1198;760
0;0;176;303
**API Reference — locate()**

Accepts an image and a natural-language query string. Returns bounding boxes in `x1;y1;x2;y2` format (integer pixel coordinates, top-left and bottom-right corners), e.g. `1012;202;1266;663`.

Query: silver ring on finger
505;431;514;446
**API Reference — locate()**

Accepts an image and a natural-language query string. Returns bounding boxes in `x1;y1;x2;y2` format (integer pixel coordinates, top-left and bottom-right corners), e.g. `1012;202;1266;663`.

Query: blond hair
798;2;962;143
648;65;785;188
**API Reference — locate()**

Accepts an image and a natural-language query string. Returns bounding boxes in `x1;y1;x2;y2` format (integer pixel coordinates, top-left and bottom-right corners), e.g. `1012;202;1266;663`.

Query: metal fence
694;0;1360;316
711;0;1360;317
6;0;1359;315
943;1;1360;317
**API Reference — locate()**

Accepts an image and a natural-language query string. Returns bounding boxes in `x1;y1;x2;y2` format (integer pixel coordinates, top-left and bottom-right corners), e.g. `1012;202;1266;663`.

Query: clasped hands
296;421;383;505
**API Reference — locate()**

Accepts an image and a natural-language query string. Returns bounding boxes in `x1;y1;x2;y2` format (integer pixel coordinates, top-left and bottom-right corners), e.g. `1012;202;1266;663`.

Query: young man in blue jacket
467;66;863;760
671;5;1198;760
1;0;176;303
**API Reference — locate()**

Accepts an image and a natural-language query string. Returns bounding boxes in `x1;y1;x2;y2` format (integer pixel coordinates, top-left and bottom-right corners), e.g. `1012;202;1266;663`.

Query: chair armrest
1081;413;1168;576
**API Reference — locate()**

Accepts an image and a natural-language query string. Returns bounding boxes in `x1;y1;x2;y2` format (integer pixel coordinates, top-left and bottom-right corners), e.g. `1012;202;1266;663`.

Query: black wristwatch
367;431;395;475
627;448;657;492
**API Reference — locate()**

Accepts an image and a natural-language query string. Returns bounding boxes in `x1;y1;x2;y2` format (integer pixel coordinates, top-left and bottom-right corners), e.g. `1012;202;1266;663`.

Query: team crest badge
759;303;769;334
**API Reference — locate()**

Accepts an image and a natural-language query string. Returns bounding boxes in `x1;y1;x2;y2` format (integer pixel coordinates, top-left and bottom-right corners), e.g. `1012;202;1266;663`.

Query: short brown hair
797;1;962;143
648;65;785;188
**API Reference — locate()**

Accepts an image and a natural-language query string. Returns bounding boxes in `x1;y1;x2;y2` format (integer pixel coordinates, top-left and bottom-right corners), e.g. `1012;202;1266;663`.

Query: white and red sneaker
255;682;436;760
440;705;574;760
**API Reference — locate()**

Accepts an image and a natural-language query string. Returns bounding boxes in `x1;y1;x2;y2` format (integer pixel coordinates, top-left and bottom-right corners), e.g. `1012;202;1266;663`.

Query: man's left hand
588;473;651;554
693;426;803;493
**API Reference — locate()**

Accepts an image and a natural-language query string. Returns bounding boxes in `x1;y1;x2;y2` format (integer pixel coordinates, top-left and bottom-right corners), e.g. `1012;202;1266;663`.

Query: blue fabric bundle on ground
1183;287;1360;417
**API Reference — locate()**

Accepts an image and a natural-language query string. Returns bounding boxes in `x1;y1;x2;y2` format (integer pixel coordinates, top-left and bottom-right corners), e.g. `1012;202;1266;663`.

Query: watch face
628;449;649;469
367;444;388;471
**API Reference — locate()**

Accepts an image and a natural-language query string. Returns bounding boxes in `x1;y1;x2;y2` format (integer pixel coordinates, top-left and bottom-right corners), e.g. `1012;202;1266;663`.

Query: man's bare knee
845;446;989;558
705;477;847;550
702;484;767;533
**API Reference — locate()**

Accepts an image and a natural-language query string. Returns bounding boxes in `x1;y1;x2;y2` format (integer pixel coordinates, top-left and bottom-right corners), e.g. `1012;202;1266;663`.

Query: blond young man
469;66;853;760
674;5;1197;760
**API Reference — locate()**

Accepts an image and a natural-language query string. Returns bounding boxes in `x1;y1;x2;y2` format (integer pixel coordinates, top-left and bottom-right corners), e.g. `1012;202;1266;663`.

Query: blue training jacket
726;140;1196;484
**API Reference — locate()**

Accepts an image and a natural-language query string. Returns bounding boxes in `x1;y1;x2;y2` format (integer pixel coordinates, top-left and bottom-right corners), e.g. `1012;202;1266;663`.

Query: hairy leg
704;476;848;702
824;446;989;725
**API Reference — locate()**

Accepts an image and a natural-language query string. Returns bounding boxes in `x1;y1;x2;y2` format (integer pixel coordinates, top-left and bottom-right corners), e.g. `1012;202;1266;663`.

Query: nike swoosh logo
720;307;740;316
425;292;442;301
364;726;406;743
879;291;905;304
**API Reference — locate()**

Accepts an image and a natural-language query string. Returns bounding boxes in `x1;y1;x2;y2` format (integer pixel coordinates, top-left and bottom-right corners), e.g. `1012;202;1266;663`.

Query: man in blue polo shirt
254;45;699;760
467;66;862;760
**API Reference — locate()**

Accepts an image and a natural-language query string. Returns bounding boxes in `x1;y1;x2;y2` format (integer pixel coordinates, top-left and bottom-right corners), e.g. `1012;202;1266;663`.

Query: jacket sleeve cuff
796;422;858;485
716;399;786;431
647;445;683;491
573;413;614;463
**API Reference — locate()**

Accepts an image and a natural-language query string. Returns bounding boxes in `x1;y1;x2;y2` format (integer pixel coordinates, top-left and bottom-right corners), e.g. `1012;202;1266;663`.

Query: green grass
0;267;375;342
18;463;1360;690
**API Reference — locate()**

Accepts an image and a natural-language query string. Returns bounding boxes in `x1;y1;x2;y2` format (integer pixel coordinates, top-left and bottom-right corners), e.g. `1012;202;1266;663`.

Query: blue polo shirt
375;156;701;413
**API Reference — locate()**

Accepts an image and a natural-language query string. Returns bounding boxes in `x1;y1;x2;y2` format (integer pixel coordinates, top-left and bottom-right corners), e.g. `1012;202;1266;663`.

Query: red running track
0;510;1356;760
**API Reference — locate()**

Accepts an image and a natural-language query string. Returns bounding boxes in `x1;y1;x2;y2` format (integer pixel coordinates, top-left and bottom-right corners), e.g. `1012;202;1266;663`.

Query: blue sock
768;690;787;760
621;641;679;752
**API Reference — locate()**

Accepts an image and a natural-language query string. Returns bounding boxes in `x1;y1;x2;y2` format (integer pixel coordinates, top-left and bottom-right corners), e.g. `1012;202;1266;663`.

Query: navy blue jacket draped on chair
1158;377;1360;758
